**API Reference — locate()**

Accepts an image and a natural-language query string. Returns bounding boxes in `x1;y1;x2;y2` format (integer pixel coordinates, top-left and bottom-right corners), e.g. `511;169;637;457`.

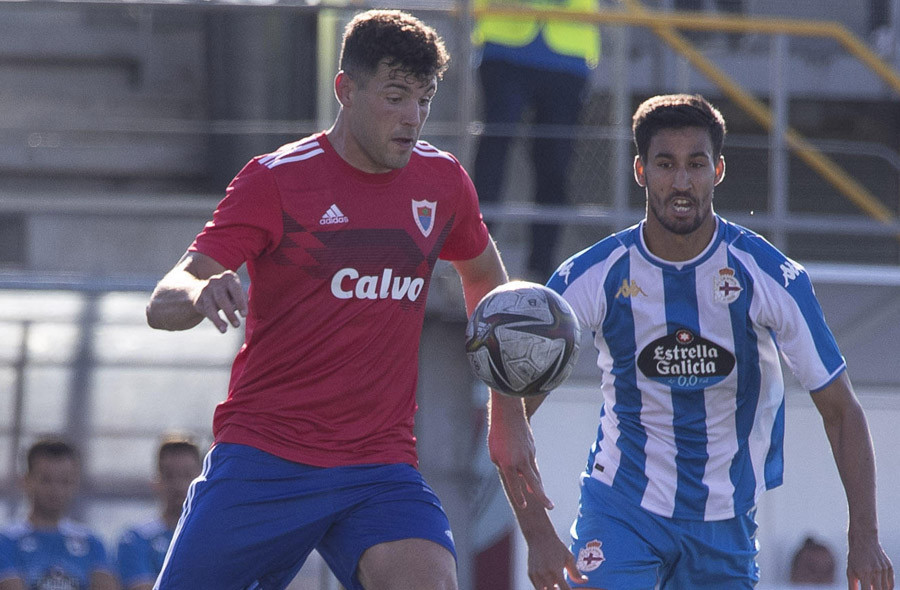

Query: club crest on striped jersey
714;267;742;304
576;540;605;572
637;328;735;388
412;199;437;237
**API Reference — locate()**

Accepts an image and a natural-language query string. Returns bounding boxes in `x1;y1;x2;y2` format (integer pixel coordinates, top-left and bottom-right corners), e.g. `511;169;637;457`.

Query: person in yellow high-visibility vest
472;0;600;281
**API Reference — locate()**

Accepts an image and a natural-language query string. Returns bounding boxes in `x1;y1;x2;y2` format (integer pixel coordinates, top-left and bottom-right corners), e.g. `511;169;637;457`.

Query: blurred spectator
0;534;25;590
116;435;202;590
0;437;117;590
790;536;837;585
471;0;600;281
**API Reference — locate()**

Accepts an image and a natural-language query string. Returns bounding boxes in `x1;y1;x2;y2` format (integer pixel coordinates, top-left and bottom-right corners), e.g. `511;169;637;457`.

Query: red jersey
189;133;489;468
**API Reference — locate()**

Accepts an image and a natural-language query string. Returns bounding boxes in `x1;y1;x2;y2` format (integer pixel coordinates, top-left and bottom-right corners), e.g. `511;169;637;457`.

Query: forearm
823;401;880;535
500;467;558;543
491;393;558;540
146;268;206;331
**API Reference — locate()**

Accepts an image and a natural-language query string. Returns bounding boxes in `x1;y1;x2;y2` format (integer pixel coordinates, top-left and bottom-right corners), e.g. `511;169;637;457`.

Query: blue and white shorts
568;477;759;589
155;443;456;590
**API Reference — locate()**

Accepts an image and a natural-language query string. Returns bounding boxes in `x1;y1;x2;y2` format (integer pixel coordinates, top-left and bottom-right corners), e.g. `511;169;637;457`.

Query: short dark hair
632;94;727;161
339;9;450;83
157;433;202;472
26;437;79;473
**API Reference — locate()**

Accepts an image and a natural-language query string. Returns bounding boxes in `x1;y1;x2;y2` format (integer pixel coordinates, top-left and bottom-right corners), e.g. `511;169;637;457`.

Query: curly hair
339;9;450;83
632;94;727;161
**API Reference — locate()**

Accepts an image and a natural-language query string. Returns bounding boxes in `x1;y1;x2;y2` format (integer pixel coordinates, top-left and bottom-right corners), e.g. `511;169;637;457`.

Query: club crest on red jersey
412;199;437;237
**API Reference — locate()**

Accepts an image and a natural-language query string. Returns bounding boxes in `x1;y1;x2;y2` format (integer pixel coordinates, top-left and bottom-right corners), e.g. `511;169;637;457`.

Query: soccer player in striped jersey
494;94;894;589
145;9;546;590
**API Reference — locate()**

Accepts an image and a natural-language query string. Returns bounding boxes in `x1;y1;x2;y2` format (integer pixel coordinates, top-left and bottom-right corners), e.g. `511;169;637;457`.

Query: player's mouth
392;137;415;149
670;196;695;215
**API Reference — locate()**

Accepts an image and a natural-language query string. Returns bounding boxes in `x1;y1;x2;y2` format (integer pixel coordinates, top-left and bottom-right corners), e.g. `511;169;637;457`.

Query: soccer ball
465;281;581;397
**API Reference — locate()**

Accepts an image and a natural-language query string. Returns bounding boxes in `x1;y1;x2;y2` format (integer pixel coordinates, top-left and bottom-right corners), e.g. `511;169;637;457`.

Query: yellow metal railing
470;3;900;226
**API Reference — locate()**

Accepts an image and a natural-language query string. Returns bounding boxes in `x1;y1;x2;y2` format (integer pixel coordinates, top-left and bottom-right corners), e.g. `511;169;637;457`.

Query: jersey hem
588;474;765;522
215;426;419;469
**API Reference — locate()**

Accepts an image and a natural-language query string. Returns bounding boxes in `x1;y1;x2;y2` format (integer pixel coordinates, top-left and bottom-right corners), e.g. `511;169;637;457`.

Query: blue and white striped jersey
548;216;845;521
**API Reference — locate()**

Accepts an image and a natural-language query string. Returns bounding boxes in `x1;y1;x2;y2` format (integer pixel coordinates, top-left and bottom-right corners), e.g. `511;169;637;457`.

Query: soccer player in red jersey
146;10;546;590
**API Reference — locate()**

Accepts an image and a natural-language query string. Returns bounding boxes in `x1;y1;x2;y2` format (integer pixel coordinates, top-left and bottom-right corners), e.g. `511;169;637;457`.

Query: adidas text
320;204;349;225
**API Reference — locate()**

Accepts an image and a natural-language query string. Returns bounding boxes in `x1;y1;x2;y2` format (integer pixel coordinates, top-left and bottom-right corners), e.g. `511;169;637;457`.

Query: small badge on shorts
576;539;606;572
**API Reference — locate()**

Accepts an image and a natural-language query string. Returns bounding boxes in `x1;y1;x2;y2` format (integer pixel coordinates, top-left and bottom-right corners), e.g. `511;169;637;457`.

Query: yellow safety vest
473;0;601;67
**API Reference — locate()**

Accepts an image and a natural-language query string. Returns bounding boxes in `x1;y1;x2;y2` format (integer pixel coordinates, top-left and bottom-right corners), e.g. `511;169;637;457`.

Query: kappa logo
780;260;802;287
615;278;647;299
558;260;574;285
576;539;606;572
320;204;348;225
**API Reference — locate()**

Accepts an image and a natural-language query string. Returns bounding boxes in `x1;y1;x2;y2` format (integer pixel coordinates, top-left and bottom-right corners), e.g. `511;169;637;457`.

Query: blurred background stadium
0;0;898;588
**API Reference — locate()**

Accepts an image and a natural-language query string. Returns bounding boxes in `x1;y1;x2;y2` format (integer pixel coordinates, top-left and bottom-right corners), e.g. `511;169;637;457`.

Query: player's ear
634;155;646;187
334;71;353;107
714;155;726;185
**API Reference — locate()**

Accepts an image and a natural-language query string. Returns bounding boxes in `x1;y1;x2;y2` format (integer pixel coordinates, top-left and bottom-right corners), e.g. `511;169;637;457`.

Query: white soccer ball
465;281;581;397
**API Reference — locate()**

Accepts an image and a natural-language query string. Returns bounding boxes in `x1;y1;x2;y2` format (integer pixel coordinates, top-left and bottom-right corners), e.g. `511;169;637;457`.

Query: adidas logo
320;204;349;225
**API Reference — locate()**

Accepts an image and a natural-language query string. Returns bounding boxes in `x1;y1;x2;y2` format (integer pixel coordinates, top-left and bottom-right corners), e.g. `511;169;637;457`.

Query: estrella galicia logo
637;328;735;388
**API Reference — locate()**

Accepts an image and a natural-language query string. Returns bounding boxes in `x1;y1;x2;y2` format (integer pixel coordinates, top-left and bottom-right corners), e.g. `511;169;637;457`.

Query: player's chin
385;151;413;169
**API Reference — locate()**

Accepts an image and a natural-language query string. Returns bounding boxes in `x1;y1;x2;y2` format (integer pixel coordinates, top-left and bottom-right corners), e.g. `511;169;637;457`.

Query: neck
643;215;717;262
29;510;62;529
162;507;181;530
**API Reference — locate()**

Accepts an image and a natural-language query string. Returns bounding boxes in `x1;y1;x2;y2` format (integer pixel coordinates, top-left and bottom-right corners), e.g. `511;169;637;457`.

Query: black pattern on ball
465;281;581;397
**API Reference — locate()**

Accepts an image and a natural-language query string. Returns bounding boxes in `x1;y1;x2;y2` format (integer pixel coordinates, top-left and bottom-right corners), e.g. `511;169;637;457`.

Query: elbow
146;302;163;330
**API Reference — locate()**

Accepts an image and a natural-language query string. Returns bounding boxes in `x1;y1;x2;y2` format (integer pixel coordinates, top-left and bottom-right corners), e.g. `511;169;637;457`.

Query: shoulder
410;141;464;175
412;140;460;164
0;522;30;540
119;520;165;545
59;520;104;544
550;225;634;292
255;134;327;171
720;218;807;287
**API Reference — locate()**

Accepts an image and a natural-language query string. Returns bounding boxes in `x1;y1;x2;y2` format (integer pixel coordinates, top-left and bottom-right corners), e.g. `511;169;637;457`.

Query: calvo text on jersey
637;328;735;388
331;267;425;301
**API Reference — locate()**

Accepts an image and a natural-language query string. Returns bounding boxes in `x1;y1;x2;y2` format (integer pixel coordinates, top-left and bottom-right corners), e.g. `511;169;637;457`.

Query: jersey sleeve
438;163;490;261
548;237;626;334
747;250;846;392
189;159;284;271
117;530;154;587
0;534;20;583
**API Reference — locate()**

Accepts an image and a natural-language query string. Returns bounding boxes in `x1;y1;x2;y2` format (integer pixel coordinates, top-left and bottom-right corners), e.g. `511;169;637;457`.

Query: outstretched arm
811;372;894;590
146;251;247;333
453;238;552;509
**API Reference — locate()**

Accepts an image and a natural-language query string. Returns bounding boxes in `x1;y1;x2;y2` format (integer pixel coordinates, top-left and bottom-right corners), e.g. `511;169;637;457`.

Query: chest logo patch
412;199;437;237
713;267;742;304
637;328;735;389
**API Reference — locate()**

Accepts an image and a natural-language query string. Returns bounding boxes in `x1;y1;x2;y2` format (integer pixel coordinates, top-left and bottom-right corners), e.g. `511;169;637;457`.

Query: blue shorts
155;443;456;590
568;478;759;589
